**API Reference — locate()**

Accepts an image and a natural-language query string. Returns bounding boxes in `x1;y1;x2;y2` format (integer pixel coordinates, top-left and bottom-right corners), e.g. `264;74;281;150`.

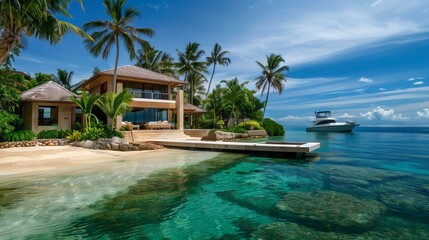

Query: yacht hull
306;123;359;132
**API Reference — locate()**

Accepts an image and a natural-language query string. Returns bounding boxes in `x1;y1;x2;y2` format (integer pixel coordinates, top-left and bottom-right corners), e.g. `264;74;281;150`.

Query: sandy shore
0;146;216;176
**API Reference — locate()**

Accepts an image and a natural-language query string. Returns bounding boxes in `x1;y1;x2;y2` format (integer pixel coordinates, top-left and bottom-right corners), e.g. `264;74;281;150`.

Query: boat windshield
315;111;332;118
315;119;336;125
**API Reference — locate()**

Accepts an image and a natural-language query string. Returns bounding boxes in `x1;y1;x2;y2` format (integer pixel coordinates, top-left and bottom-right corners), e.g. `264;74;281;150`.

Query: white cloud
371;0;383;8
354;88;365;93
379;88;386;91
278;115;312;121
416;108;429;119
408;77;424;81
359;77;373;83
360;107;409;120
413;81;424;85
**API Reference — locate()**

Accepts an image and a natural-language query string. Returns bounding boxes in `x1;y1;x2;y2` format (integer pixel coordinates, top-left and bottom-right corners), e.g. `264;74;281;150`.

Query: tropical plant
55;69;74;89
186;72;207;106
0;69;25;112
83;0;154;93
0;0;90;64
70;91;101;130
81;127;104;141
238;120;263;130
203;85;225;126
66;130;82;142
37;129;71;139
175;42;208;104
26;72;56;89
136;43;176;76
255;53;289;121
96;90;133;130
4;129;36;141
238;89;264;122
221;78;249;126
206;43;231;96
262;118;285;136
0;110;21;141
92;66;101;75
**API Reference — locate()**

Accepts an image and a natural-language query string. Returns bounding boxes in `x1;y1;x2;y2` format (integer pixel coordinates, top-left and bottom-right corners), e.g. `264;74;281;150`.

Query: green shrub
199;118;216;129
5;130;36;141
119;125;130;131
81;127;104;141
238;120;263;130
216;120;225;129
66;130;82;142
102;128;124;138
225;126;247;133
262;118;285;136
74;122;83;132
37;129;71;139
0;111;21;141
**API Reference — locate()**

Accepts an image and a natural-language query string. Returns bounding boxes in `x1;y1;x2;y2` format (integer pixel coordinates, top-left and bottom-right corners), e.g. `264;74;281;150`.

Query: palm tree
83;0;154;93
203;84;224;126
55;69;74;90
0;0;90;64
186;72;207;107
96;90;133;130
221;78;249;126
70;91;101;130
136;43;176;76
175;42;208;104
255;53;289;121
206;43;231;96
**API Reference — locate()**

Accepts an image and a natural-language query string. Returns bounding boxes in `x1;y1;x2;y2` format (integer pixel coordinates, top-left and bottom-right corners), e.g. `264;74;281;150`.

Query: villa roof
184;103;207;113
20;81;77;103
78;65;187;89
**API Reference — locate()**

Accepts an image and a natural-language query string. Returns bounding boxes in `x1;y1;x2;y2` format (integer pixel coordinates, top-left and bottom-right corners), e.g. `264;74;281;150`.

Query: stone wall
201;130;268;141
0;139;67;149
184;129;210;138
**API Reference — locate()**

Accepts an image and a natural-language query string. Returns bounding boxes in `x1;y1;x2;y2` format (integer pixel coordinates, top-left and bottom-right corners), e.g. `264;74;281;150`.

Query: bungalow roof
20;81;77;103
78;65;187;89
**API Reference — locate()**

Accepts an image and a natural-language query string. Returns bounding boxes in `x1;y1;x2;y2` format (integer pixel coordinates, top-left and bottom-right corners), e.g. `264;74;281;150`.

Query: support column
176;90;184;130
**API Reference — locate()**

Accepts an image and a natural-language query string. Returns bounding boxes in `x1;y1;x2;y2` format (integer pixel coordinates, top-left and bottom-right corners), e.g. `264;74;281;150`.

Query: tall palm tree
175;42;208;104
186;72;207;107
55;68;74;90
221;78;249;126
70;91;101;130
96;89;133;130
255;53;289;121
83;0;154;93
0;0;90;64
136;43;176;76
206;43;231;96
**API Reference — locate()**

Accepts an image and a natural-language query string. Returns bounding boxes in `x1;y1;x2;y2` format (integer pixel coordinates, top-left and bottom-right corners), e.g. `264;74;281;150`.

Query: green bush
199;118;216;129
66;130;82;142
102;128;124;138
225;126;247;133
37;129;72;139
5;130;36;141
262;118;285;136
238;120;263;130
119;125;130;131
0;111;21;141
81;127;104;141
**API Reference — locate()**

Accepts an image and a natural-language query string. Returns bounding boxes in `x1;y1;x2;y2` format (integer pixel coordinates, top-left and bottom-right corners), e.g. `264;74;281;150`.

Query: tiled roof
78;65;186;89
184;103;207;113
20;81;77;102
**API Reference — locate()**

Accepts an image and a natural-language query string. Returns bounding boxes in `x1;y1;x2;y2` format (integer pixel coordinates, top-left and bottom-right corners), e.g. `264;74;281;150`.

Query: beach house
76;65;188;130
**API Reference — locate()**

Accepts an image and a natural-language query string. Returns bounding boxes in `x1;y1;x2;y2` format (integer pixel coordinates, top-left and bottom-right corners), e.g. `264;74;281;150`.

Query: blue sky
12;0;429;125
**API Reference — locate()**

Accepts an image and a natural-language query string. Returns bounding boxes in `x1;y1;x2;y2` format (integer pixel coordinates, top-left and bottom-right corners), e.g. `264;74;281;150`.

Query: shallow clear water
1;127;429;239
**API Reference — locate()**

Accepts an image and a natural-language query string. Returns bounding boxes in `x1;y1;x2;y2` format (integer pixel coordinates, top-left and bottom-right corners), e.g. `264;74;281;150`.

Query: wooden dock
153;140;320;155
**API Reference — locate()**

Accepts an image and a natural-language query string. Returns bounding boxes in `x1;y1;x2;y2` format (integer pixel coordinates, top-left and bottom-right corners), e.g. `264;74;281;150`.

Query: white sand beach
0;146;220;176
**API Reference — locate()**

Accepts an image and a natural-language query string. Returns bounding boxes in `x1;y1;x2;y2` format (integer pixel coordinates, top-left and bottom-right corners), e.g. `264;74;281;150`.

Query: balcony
128;89;172;100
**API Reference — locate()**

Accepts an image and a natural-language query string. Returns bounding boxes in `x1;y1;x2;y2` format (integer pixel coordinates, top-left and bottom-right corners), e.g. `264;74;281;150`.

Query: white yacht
306;111;360;132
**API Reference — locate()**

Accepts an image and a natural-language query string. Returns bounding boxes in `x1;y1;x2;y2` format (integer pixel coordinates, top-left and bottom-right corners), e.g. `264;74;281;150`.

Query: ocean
0;126;428;239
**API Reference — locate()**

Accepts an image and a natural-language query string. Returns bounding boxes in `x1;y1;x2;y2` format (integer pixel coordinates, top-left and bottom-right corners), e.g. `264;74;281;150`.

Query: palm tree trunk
228;105;235;127
262;84;271;121
113;35;120;93
0;28;20;64
206;63;216;97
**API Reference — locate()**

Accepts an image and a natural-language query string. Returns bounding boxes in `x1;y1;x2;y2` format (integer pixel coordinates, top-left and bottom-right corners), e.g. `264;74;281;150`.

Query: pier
153;140;320;157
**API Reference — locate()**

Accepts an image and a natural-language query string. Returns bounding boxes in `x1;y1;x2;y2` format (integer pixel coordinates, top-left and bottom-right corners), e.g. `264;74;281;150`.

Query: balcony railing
129;90;172;100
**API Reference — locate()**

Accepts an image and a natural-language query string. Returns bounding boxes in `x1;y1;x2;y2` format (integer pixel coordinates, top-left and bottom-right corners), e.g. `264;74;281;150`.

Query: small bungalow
20;81;81;133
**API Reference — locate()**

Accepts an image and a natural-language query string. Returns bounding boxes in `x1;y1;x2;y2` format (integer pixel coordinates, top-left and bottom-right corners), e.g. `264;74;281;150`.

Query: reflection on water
0;127;429;239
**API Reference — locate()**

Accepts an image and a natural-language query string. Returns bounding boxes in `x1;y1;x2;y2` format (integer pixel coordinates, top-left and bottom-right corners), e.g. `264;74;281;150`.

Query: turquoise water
1;127;429;239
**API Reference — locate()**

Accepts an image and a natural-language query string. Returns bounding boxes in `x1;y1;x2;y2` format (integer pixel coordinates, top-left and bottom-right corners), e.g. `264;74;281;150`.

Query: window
38;106;58;126
123;108;168;124
100;82;107;94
